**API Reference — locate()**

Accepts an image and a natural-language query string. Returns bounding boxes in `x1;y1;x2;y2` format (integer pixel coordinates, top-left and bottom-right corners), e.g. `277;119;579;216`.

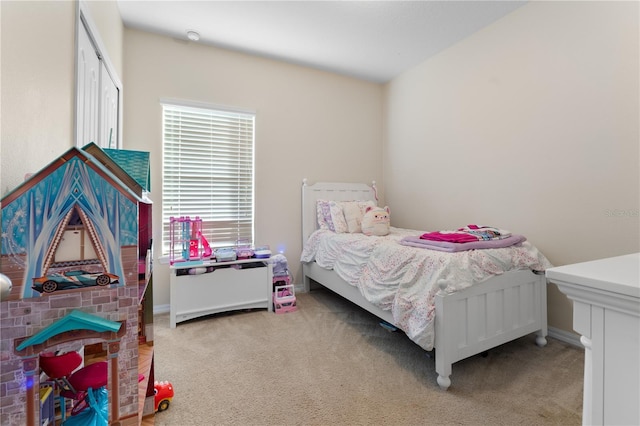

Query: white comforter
300;227;552;351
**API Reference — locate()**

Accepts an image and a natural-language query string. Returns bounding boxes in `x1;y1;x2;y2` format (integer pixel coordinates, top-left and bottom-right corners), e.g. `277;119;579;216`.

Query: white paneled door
75;10;121;149
77;21;100;147
100;62;119;149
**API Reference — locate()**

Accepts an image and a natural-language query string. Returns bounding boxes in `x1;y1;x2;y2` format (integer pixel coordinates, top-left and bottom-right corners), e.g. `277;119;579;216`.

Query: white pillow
316;200;334;231
329;201;348;233
342;200;376;233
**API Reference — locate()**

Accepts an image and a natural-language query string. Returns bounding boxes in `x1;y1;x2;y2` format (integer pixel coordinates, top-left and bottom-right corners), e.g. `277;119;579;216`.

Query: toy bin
273;284;297;314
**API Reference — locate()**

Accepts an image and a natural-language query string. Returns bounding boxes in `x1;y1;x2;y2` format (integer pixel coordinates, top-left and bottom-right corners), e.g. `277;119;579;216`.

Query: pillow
317;199;378;233
342;200;376;233
329;201;349;233
316;200;334;231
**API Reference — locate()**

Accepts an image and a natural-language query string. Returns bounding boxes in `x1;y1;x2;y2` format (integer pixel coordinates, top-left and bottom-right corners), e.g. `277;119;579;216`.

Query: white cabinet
170;259;273;328
546;253;640;426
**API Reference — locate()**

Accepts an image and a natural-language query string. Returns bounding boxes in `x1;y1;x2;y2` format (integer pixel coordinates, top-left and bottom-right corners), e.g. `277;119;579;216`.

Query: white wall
122;29;384;308
383;1;639;332
84;0;123;77
0;1;123;195
3;1;636;334
1;1;75;194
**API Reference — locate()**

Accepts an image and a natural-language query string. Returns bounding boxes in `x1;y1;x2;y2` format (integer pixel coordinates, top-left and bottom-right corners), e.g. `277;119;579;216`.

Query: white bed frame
301;180;548;390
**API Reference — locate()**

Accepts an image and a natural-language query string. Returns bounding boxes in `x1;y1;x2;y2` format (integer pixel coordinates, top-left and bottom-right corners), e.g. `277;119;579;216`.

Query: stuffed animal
361;206;390;236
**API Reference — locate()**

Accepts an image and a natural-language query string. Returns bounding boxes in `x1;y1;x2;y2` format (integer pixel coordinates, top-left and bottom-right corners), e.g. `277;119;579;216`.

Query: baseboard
154;304;170;315
548;326;582;348
152;283;303;316
155;300;583;350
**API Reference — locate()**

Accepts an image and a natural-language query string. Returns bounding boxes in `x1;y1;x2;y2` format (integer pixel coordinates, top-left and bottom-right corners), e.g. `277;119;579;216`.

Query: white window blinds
162;102;255;254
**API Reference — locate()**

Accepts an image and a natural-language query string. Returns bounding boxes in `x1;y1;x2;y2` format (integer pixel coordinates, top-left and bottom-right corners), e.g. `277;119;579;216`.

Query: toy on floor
270;254;296;313
154;380;174;412
273;284;297;314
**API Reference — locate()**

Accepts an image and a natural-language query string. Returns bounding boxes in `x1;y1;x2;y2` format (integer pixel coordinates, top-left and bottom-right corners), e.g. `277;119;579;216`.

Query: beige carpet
152;288;583;425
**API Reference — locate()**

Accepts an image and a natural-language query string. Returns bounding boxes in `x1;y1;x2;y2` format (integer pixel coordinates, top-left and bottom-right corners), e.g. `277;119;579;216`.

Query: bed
300;180;551;390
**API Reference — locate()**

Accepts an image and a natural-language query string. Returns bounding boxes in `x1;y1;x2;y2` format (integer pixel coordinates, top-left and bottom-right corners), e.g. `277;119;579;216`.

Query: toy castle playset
0;143;154;425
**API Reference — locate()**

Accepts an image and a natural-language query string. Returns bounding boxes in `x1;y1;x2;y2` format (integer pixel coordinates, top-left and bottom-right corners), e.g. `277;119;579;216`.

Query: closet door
76;21;100;147
100;63;119;149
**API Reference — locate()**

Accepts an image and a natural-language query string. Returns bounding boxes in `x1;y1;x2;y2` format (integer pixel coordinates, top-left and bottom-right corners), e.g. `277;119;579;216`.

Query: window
161;101;255;255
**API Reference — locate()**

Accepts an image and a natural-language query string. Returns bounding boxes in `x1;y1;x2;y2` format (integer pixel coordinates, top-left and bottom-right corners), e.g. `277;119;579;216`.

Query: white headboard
301;179;377;244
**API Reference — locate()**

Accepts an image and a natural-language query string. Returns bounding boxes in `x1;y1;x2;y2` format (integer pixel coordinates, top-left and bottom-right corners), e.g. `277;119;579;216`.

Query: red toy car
154;381;174;412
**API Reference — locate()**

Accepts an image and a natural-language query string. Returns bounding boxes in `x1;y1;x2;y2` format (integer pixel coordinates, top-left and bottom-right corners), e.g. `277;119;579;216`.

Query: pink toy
273;284;297;314
39;351;82;380
40;352;108;419
60;361;108;416
169;216;213;264
273;274;290;287
235;238;254;259
198;231;212;258
189;239;199;259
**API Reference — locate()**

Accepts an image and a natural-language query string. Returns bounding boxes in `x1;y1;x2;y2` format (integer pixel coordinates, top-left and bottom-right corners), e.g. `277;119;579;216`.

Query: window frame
160;98;256;257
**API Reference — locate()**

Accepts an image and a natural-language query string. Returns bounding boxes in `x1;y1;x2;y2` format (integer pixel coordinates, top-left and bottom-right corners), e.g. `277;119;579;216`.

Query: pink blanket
400;234;526;252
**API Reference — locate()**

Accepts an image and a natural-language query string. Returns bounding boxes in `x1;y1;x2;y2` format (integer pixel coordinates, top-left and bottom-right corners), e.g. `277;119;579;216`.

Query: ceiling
117;0;527;83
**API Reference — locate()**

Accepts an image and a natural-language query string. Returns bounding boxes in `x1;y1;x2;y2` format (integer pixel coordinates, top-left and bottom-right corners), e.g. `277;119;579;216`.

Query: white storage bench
170;259;273;328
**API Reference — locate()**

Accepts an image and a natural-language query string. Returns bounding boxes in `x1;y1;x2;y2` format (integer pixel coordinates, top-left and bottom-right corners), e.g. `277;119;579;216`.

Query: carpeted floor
152;288;583;425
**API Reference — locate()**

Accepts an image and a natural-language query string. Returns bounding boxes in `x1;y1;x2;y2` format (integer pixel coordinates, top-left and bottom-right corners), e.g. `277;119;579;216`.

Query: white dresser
546;253;640;426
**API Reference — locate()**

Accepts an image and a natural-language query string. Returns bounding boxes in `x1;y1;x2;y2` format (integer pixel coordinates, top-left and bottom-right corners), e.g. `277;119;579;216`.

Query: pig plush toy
361;206;390;236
